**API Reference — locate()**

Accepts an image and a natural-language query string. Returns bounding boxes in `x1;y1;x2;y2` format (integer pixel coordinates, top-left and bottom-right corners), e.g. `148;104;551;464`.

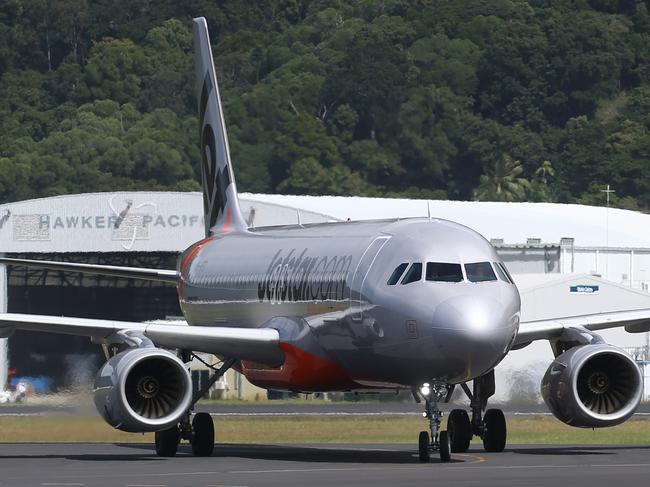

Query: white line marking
0;413;48;417
231;461;650;475
205;411;650;417
209;412;420;417
230;466;429;474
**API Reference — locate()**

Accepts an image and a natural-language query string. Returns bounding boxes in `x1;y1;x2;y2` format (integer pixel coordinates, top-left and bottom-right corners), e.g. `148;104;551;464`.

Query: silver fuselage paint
178;217;520;388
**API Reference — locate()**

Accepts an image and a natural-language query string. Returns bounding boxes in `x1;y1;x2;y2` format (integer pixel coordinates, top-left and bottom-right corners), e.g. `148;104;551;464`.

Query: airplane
2;17;650;463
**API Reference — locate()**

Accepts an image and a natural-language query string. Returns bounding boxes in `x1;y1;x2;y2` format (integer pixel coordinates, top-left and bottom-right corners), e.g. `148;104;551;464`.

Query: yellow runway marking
455;453;486;464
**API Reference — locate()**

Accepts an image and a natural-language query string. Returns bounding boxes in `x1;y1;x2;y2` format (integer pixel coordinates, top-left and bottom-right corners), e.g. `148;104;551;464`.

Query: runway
0;443;648;487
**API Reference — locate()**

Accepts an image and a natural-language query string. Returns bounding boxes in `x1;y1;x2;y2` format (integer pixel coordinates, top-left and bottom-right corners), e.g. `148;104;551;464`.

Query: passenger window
401;263;422;285
465;262;497;282
387;263;409;285
426;262;463;282
493;262;510;283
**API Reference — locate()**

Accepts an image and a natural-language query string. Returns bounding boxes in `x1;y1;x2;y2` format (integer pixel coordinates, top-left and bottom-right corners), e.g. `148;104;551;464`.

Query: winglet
193;17;247;236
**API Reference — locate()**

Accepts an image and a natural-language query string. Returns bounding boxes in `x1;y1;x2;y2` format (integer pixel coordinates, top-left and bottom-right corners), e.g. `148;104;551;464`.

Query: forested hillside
2;1;650;209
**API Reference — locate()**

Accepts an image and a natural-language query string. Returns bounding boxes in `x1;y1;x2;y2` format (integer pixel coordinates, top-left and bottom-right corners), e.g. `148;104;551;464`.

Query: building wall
498;244;650;293
563;248;650;290
0;260;7;389
497;247;561;274
516;273;650;323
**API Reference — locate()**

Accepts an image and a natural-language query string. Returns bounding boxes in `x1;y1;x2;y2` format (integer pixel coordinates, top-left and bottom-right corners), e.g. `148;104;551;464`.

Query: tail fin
193;17;247;236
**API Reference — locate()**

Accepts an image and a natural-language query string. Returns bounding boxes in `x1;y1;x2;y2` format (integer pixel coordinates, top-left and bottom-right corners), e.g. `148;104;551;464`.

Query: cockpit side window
465;262;497;282
493;262;511;283
499;262;514;284
401;263;422;284
387;263;409;285
426;262;463;282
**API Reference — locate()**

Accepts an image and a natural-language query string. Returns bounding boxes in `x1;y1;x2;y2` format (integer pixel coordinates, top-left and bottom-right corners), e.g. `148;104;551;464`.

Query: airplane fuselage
177;217;521;392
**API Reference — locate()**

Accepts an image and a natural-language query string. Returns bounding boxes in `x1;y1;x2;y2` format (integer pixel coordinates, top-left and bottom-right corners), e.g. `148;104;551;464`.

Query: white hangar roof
1;191;649;253
245;194;650;249
0;192;334;253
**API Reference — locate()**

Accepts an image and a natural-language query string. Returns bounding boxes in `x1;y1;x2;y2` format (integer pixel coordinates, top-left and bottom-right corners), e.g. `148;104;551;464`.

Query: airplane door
350;236;390;320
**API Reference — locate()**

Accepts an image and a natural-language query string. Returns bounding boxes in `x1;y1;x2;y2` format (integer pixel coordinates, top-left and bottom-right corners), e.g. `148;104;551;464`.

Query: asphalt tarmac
0;443;648;487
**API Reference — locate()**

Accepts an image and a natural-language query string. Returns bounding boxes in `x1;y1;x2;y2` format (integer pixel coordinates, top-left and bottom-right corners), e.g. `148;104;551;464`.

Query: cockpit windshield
465;262;497;282
389;261;502;285
426;262;463;282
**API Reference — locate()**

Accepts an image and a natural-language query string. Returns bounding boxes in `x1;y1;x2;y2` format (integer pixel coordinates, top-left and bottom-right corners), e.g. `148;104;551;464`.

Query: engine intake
94;347;192;432
541;344;642;428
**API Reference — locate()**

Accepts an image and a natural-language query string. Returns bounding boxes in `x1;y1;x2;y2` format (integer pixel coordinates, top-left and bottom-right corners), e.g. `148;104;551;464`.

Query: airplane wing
0;313;283;366
514;308;650;348
0;257;178;283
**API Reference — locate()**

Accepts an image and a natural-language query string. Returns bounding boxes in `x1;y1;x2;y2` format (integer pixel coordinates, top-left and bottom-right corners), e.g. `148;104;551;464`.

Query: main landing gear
155;356;236;457
416;371;506;462
449;371;506;453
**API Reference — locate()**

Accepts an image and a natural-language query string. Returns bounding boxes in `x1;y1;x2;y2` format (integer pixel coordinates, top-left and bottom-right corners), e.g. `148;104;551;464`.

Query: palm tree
475;154;530;202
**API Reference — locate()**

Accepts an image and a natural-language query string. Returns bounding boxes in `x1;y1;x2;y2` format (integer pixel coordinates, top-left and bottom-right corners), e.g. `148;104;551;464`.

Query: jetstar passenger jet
2;17;650;463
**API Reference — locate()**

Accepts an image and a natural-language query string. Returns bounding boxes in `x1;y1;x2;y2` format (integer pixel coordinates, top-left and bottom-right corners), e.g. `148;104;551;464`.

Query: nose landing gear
416;382;453;463
415;371;507;461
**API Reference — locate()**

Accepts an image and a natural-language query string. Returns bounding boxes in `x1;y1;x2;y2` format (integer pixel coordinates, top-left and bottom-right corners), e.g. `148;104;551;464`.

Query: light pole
600;184;615;278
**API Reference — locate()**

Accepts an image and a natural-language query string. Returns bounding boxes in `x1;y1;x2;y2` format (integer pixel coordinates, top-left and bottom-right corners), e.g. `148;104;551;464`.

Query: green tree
528;160;556;202
475;154;530;202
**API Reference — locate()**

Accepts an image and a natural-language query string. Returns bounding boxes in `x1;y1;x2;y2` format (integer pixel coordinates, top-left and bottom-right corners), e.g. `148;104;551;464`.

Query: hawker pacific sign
33;214;203;231
0;193;206;252
12;212;203;245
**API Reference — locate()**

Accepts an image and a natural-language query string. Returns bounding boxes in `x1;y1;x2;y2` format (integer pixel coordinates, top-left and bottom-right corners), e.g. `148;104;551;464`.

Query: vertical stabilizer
193;17;247;236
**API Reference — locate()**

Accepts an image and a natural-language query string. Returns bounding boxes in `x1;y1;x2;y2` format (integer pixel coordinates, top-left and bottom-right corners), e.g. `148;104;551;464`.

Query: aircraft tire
482;409;506;452
439;430;451;462
447;409;472;453
418;431;430;462
155;426;179;457
191;412;215;457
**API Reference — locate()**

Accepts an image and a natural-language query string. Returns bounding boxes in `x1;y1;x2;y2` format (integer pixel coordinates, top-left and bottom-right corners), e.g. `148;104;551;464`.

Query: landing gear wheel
191;412;215;457
155;426;179;457
448;409;472;453
439;430;451;463
482;409;506;452
418;431;430;462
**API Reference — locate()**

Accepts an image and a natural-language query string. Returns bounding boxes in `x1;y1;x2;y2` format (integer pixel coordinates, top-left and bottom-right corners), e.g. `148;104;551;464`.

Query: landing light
420;383;431;397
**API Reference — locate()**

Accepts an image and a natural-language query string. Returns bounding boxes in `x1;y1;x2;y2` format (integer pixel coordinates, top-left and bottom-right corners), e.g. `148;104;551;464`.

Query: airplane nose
430;295;518;382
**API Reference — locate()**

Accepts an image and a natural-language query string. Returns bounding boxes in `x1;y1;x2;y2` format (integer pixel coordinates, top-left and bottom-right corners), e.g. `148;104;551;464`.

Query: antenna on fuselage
427;201;432;221
297;209;303;227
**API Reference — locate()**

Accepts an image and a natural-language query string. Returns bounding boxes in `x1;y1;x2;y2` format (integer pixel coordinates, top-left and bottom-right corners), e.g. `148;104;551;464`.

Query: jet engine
541;344;642;428
93;347;192;432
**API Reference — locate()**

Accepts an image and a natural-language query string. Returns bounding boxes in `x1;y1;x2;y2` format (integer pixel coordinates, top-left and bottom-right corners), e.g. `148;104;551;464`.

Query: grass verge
1;415;650;444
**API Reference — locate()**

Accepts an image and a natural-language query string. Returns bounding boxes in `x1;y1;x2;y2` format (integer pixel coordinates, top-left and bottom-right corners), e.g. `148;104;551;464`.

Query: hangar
1;192;649;398
0;192;333;396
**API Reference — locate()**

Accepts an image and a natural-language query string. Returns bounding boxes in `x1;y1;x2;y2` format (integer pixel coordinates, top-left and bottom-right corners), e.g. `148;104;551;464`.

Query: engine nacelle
93;347;192;432
541;344;642;428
